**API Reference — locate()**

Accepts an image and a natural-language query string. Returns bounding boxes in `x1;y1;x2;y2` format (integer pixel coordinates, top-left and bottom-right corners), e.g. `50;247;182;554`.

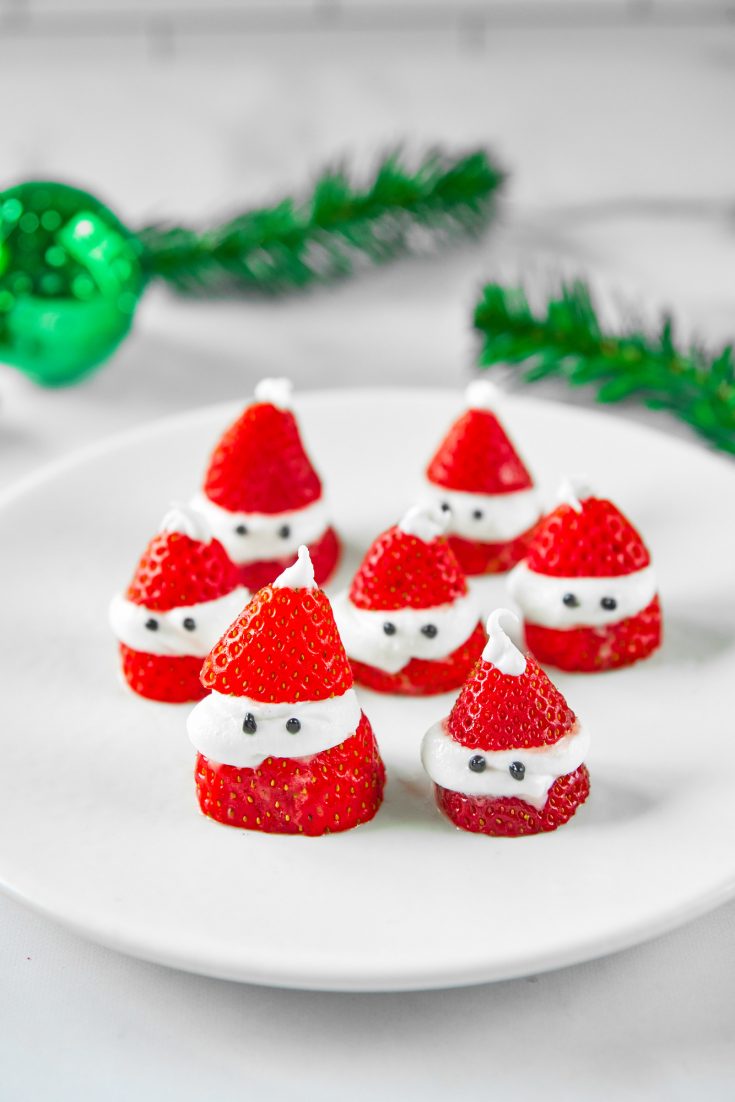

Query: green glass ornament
0;181;144;385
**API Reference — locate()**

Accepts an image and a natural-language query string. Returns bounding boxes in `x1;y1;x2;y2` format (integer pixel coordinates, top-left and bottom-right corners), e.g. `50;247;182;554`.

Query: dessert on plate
423;380;541;575
507;480;662;671
421;609;590;836
187;545;386;835
332;503;485;695
191;377;339;591
109;505;248;703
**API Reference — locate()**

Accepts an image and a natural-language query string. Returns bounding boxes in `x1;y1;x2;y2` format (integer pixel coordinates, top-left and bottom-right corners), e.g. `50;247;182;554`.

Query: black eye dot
383;622;397;636
182;617;196;631
235;524;248;536
601;596;617;611
440;502;451;512
468;754;486;773
509;761;526;781
279;525;291;539
286;718;301;734
472;509;484;520
562;593;580;608
145;618;158;631
242;713;257;734
421;623;438;638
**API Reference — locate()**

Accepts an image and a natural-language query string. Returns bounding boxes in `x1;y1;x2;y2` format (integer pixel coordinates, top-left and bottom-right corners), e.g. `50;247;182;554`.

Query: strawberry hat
526;480;651;578
349;504;468;612
427;380;534;495
126;505;242;612
445;609;578;752
203;378;322;514
202;545;353;703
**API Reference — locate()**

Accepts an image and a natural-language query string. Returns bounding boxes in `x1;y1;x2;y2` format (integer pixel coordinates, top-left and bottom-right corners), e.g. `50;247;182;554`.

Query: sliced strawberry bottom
349;621;486;696
436;764;590;837
235;526;340;591
524;596;662;672
120;645;207;703
446;525;537;576
195;712;385;835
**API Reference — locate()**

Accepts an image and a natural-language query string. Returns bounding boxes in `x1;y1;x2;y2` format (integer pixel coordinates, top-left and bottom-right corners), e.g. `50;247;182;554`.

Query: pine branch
473;280;735;454
139;148;505;295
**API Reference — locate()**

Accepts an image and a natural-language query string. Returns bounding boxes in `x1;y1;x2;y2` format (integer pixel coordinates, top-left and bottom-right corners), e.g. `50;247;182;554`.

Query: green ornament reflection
0;181;144;385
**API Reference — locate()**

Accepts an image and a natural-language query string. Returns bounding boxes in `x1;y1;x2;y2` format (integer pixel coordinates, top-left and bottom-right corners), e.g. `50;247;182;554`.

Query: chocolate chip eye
145;618;158;631
286;718;301;734
242;713;257;734
182;617;196;631
383;622;397;636
279;525;291;539
235;524;248;536
440;502;451;513
468;755;486;773
562;593;580;608
601;596;617;611
421;623;438;638
509;761;525;781
472;509;484;520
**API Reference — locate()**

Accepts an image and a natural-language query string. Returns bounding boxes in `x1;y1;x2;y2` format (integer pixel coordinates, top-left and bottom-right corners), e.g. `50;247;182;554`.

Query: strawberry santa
507;481;662;672
421;609;590;836
192;377;339;591
109;505;249;703
332;503;486;695
187;546;385;835
423;380;541;575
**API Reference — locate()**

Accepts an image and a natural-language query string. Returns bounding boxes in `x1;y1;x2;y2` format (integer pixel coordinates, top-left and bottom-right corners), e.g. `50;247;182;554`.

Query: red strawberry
235;526;339;591
201;579;353;703
350;621;487;696
120;645;206;704
427;407;533;495
526;497;651;578
446;650;576;751
195;713;385;835
525;595;662;672
445;528;537;576
127;530;241;611
203;399;322;515
435;765;590;837
349;525;467;612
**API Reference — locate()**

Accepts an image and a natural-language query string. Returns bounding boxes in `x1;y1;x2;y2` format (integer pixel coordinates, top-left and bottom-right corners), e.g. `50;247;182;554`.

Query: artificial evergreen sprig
139;148;505;295
473;280;735;454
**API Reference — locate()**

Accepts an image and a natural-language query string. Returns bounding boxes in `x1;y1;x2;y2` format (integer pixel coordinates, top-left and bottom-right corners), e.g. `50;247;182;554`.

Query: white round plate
1;388;734;992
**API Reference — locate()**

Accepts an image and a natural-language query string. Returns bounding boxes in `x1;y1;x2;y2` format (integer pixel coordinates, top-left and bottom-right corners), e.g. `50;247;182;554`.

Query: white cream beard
423;482;540;542
109;588;248;658
187;687;362;768
332;590;481;675
507;562;657;629
191;492;330;565
421;720;590;810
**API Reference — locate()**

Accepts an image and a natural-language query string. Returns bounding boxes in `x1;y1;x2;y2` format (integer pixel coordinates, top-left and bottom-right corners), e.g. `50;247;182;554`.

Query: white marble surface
1;21;734;1100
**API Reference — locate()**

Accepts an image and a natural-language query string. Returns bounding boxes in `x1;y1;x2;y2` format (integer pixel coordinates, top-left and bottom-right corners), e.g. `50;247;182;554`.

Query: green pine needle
473;280;735;454
139;148;504;295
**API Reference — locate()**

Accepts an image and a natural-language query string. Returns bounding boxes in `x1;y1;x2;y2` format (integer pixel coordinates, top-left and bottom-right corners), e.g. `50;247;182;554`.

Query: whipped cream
187;686;362;768
159;503;212;542
109;587;248;658
332;590;481;675
254;377;293;410
273;544;316;589
398;502;448;542
421;719;590;810
423;482;540;543
466;378;502;411
191;491;329;565
482;609;526;675
508;562;657;629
